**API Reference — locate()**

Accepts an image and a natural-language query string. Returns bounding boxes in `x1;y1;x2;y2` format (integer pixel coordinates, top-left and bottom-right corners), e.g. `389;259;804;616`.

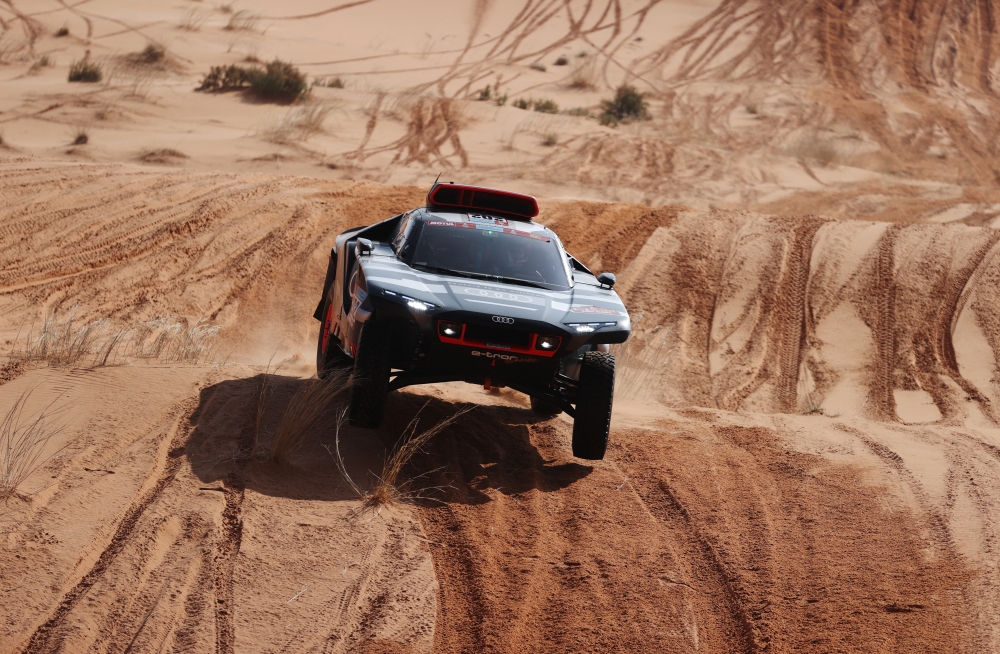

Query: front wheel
572;352;615;460
349;317;392;428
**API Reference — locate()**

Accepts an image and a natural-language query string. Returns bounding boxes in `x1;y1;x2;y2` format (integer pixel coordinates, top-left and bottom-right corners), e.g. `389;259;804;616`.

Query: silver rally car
314;183;631;459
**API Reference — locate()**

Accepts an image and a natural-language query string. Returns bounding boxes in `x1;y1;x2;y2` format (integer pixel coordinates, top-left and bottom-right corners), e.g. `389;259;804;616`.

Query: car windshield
411;220;570;290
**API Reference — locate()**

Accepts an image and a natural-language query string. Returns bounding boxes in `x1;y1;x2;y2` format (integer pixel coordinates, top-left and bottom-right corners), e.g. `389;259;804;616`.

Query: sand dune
1;160;999;651
4;0;1000;651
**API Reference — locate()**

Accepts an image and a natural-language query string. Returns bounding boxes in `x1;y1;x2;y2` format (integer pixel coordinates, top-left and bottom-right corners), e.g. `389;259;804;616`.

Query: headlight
564;321;617;333
535;335;561;351
438;321;464;338
384;289;438;312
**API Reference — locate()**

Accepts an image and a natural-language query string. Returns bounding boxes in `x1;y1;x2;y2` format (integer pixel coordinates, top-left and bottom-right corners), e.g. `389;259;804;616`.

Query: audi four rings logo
492;316;514;324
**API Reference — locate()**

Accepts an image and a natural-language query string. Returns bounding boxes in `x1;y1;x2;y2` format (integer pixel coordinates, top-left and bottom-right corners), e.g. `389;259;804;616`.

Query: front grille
464;323;531;348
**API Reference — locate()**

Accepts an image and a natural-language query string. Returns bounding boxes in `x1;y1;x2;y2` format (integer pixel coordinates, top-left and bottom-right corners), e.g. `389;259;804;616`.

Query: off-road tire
572;352;615;459
530;395;561;416
316;303;351;379
349;317;392;428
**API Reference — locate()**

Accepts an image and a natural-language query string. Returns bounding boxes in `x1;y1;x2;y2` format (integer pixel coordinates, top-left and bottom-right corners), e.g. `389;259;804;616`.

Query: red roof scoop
427;183;539;219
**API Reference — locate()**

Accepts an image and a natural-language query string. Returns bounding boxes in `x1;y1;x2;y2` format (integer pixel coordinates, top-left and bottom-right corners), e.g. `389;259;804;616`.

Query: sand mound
3;161;1000;651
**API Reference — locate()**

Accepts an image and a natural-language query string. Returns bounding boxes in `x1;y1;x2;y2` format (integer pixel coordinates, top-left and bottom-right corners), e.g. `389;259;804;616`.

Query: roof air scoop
427;183;539;220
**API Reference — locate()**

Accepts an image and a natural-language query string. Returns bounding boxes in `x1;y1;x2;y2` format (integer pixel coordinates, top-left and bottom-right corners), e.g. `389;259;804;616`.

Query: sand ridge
3;0;1000;651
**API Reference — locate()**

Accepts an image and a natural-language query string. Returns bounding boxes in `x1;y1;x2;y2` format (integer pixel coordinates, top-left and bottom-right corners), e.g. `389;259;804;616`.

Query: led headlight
384;289;438;312
438;321;464;338
564;321;617;333
535;335;562;351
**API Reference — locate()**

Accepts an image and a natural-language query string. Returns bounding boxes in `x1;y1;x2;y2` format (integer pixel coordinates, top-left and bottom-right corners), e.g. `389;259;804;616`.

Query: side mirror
597;272;616;288
356;238;373;256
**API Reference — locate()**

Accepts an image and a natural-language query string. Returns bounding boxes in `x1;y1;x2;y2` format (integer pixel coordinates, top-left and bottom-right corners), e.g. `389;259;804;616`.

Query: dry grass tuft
179;8;208;31
566;58;598;90
68;59;102;83
14;311;219;368
0;390;65;503
224;10;260;32
332;403;472;515
263;102;333;143
269;369;350;463
139;148;189;164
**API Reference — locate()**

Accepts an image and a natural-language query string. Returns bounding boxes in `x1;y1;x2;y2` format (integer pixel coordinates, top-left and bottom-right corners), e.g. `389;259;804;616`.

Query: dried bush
270;370;350;463
179;8;208;31
555;56;569;66
529;61;547;72
566;58;598;90
68;59;102;83
72;127;88;145
332;403;472;513
541;132;558;146
264;103;332;143
224;9;260;32
139;148;188;164
533;98;559;114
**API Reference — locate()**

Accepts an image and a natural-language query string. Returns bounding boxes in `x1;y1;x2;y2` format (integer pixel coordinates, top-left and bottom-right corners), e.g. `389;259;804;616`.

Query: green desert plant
68;59;102;83
600;84;650;125
532;98;559;114
197;59;308;103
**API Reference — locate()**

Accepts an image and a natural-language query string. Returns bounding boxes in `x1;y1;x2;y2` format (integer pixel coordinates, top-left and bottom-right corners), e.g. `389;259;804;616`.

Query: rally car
313;183;630;460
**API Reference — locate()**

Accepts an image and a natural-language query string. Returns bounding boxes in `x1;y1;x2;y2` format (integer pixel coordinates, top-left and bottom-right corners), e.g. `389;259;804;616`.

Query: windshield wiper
412;264;480;279
484;275;549;289
414;264;551;289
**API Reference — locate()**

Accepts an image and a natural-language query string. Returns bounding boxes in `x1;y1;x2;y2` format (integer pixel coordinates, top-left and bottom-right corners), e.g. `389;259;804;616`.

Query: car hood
360;255;629;328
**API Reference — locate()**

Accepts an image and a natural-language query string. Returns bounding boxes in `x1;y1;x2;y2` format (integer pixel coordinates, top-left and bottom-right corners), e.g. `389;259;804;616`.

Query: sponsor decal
453;285;546;305
484;342;511;350
570;305;624;316
471;350;537;363
492;316;514;324
423;220;550;242
469;214;508;226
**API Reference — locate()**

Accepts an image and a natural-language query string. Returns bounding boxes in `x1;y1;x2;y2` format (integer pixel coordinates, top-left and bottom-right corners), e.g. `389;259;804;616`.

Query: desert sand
2;1;1000;652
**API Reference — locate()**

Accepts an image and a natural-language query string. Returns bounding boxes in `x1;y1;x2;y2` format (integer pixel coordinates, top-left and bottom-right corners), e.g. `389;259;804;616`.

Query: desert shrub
196;64;251;92
246;59;309;102
529;61;547;72
555;56;569;66
563;107;591;117
541;132;558;146
72;127;89;145
533;98;559;114
131;43;166;65
55;27;69;37
198;60;308;103
600;84;649;125
68;59;102;83
512;97;559;113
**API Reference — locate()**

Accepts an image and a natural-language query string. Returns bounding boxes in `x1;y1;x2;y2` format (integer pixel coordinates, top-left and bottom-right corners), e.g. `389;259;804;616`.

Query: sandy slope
2;161;1000;652
4;0;1000;651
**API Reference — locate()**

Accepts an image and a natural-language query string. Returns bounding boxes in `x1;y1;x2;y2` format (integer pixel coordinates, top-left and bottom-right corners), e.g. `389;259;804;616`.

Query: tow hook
484;378;492;391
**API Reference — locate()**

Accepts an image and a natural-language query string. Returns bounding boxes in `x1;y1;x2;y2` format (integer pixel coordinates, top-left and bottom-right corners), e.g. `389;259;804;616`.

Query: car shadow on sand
183;374;591;505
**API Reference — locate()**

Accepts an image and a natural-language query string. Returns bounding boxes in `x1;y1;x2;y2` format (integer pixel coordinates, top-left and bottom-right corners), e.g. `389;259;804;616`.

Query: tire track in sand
22;400;199;654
